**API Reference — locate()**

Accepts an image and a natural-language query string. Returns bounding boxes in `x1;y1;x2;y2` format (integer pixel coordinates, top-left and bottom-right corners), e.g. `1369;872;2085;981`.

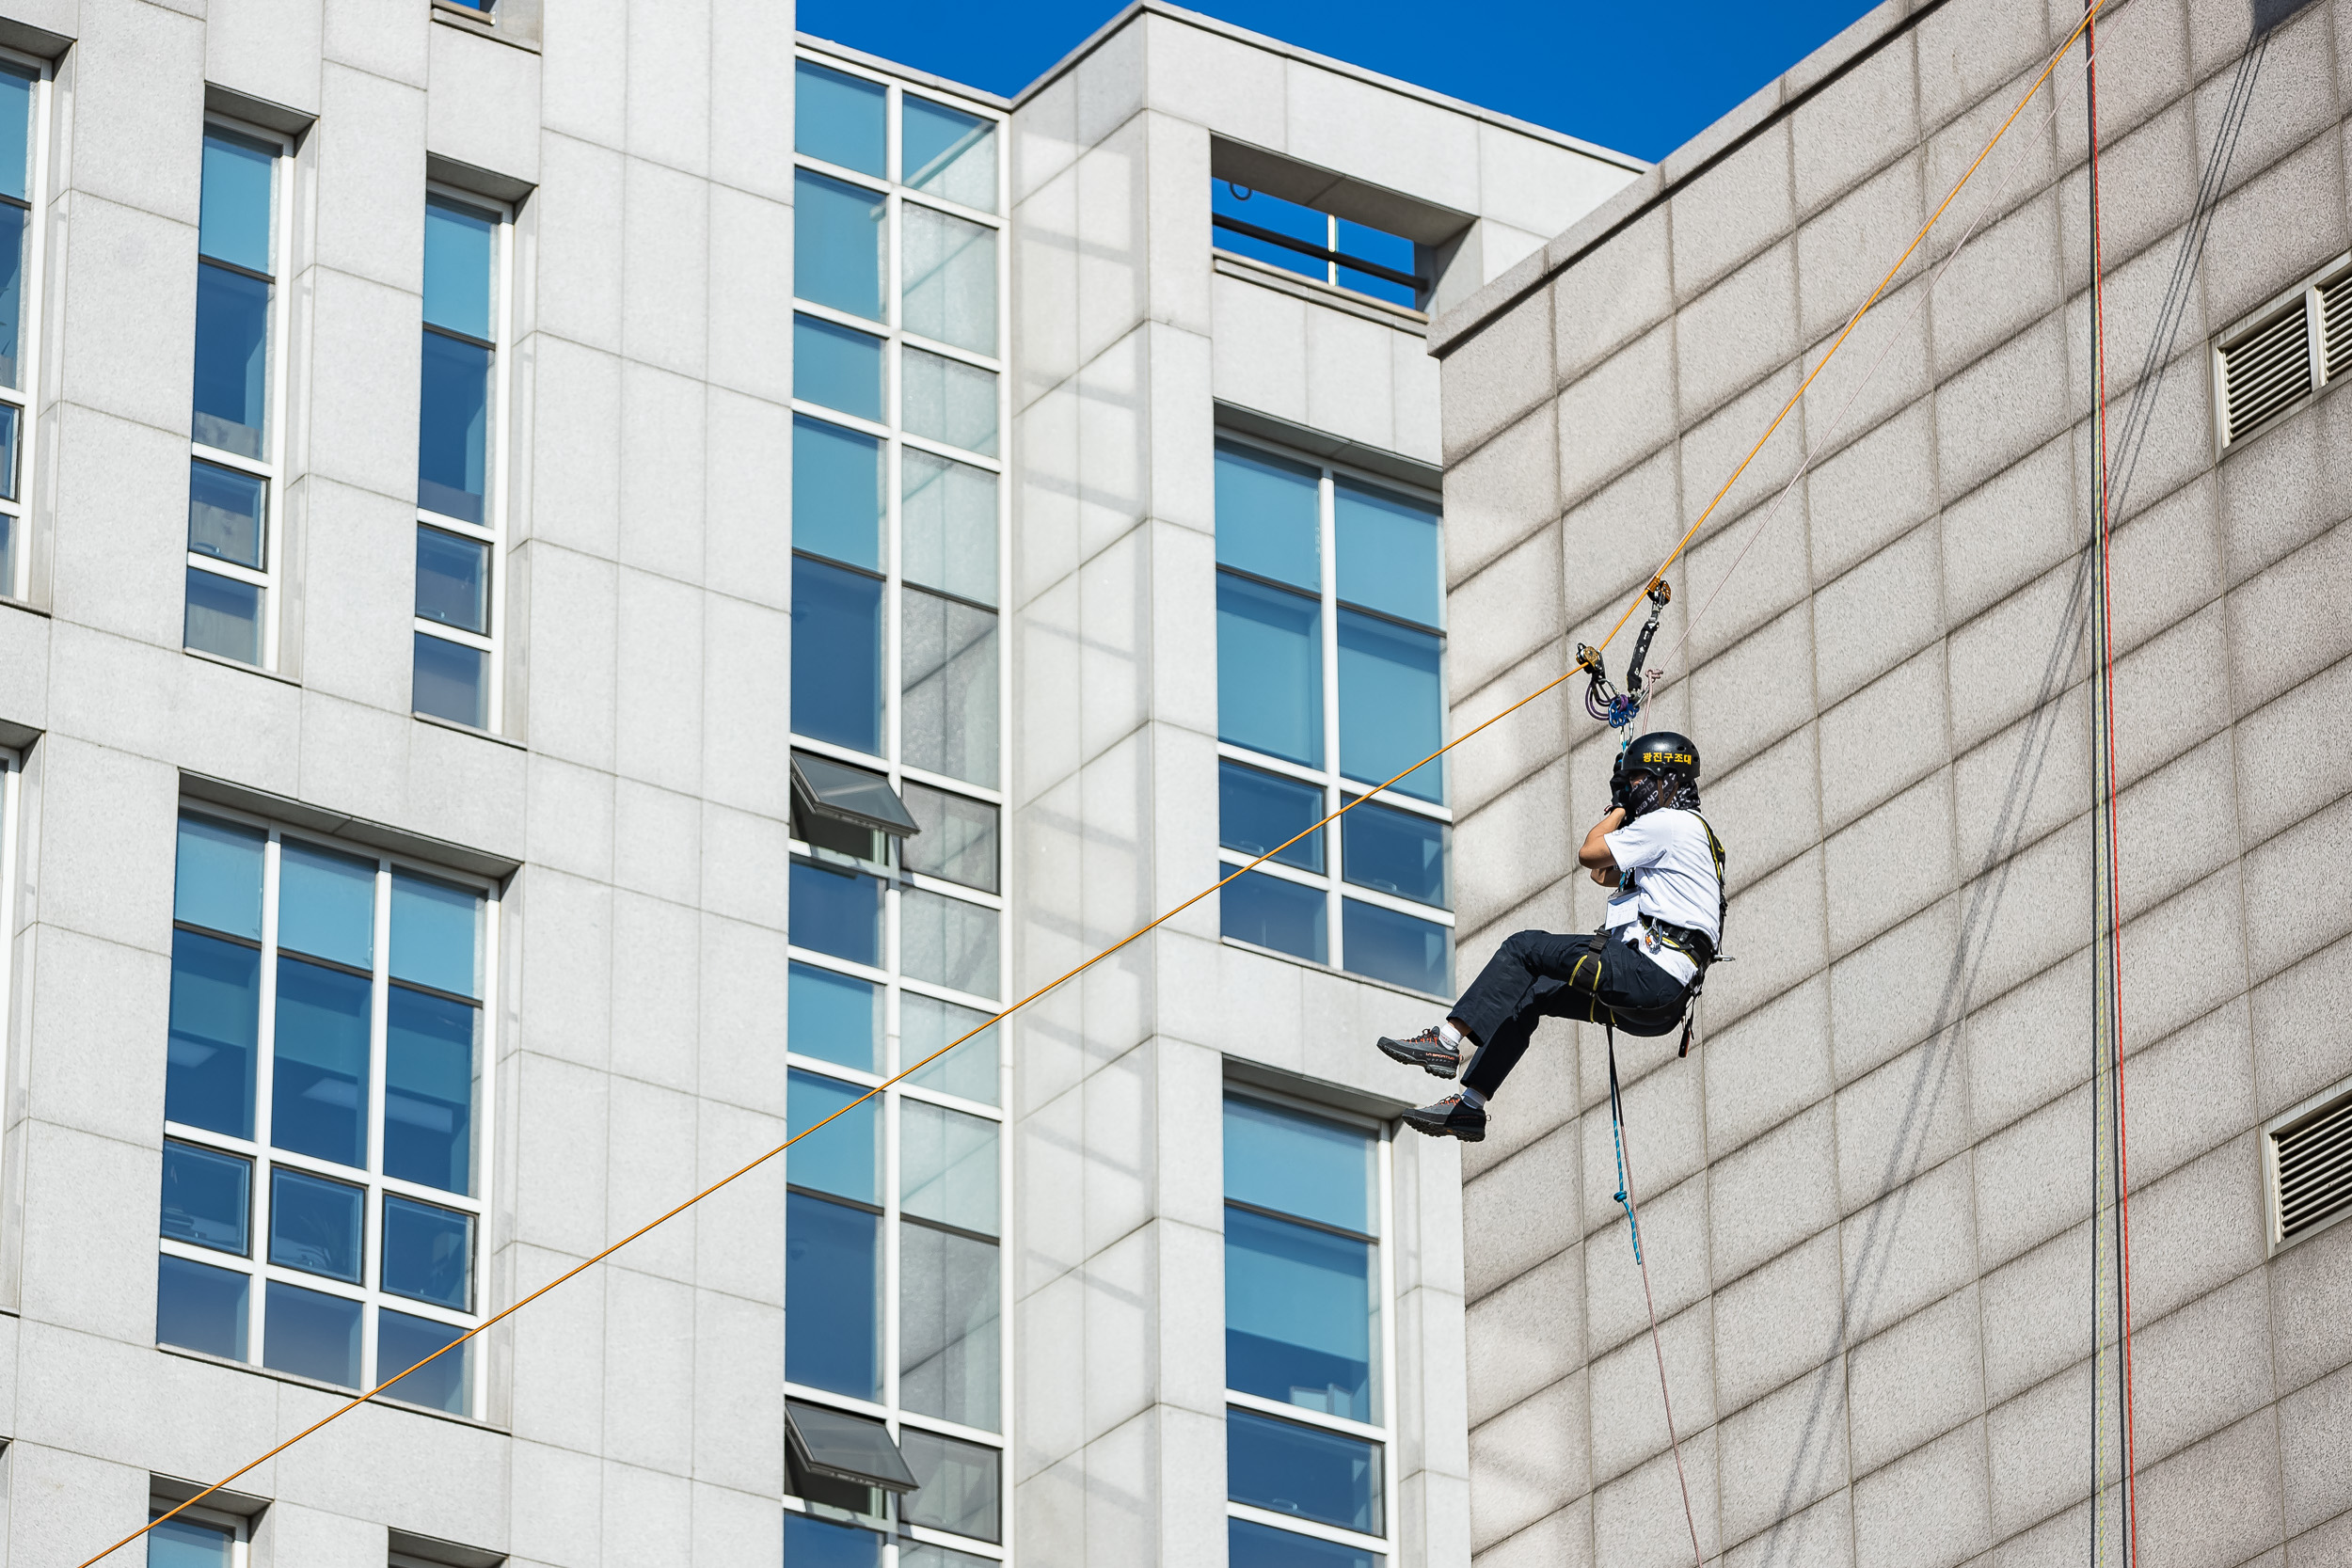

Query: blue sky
796;0;1885;164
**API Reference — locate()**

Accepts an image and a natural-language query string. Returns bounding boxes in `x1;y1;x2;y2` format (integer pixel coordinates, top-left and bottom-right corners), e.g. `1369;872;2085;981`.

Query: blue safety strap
1607;1028;1641;1263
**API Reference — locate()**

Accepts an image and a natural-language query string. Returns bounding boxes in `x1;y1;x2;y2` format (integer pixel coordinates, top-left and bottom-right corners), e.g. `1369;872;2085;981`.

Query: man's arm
1580;808;1626;885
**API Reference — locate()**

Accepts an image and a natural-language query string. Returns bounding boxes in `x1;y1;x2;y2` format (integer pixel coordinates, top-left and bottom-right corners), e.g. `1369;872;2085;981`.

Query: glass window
900;451;996;606
787;1188;882;1399
1225;1208;1374;1419
378;1307;470;1414
796;314;885;421
1336;612;1442;802
422;196;496;340
192;233;270;460
417;330;493;526
1225;1097;1375;1233
793;415;884;571
899;1221;1000;1429
1341;799;1448;909
415;191;505;727
416;526;491;636
902;1101;997;1235
184;568;263;664
900;589;998;787
901;204;995;356
791;557;885;756
1229;1517;1379;1568
901;346;997;456
1211;181;1420;309
1335;480;1441;628
902;993;996;1104
1216;443;1321;590
795;170;885;322
901;781;998;893
795;60;886;176
789;859;883;967
187;460;266;569
903;96;995;213
788;1069;880;1204
0;63;36;395
1220;868;1327;964
900;1429;1001;1542
413;633;489;729
900;884;996;998
785;1512;883;1567
1228;1408;1383;1535
1216;575;1321;768
1220;761;1324;874
1341;900;1452;997
789;961;882;1072
159;814;490;1411
150;1516;238;1568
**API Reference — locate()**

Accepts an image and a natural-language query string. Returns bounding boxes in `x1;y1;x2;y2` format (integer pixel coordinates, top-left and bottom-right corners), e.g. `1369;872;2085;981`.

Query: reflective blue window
416;527;490;635
422;196;496;341
904;96;996;213
385;984;478;1194
0;64;33;205
790;556;884;754
156;1253;248;1360
382;1195;472;1310
1335;479;1441;628
789;960;881;1072
795;169;885;322
378;1308;469;1414
418;330;491;524
160;1140;250;1255
187;459;266;569
1337;610;1441;802
786;1189;882;1399
1219;866;1326;964
390;872;482;998
149;1516;237;1568
1341;799;1448;909
191;262;269;459
788;1069;879;1205
792;415;883;570
413;632;489;728
789;860;883;967
1215;443;1320;591
1341;899;1452;997
784;1511;883;1568
199;128;274;273
795;60;885;176
184;567;262;664
279;823;381;953
0;404;14;501
166;928;260;1139
272;956;371;1168
0;205;23;394
268;1166;363;1283
1227;1407;1382;1535
1225;1208;1374;1421
1217;575;1321;768
1229;1518;1379;1568
1225;1097;1374;1235
262;1278;360;1387
175;814;264;939
794;314;884;422
1219;760;1324;874
0;65;27;395
0;511;10;594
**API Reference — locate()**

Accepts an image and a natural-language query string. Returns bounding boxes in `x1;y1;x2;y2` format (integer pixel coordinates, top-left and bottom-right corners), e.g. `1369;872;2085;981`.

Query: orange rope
78;8;2112;1562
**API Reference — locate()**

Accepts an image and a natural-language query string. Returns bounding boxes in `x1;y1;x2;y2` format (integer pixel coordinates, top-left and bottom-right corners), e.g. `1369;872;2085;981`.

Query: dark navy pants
1454;928;1692;1099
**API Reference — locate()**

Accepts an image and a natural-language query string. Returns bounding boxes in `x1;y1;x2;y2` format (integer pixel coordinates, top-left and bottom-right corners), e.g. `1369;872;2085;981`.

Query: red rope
2086;10;2142;1560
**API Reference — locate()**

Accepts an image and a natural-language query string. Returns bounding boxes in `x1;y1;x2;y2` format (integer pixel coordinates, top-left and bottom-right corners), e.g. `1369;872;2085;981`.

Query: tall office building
0;2;1637;1564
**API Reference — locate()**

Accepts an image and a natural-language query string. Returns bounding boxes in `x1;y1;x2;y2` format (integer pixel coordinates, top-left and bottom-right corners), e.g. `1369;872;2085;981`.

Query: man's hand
1609;751;1630;814
1578;806;1626;877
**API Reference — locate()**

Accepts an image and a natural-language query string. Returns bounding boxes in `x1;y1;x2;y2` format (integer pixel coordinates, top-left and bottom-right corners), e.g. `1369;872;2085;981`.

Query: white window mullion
1319;471;1343;968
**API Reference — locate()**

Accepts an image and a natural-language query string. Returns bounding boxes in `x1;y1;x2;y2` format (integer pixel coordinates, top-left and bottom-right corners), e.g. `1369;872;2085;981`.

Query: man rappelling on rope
1372;583;1729;1142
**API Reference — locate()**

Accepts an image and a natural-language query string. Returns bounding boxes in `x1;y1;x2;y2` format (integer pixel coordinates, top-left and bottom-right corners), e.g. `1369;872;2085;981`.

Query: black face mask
1626;772;1698;818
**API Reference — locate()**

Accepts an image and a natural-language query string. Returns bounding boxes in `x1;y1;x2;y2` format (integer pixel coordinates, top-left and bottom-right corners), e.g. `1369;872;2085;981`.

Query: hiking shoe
1378;1025;1460;1080
1402;1094;1486;1142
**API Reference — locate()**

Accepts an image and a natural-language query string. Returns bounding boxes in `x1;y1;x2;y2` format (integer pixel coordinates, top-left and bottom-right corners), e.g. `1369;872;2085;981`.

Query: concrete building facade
1434;1;2352;1565
0;2;1642;1566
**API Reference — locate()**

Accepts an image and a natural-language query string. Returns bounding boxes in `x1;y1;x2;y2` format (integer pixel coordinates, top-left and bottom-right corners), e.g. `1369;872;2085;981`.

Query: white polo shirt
1601;808;1724;986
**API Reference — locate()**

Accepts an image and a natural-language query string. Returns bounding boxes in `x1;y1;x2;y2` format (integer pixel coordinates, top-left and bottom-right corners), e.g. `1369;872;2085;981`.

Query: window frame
0;47;49;606
1214;433;1454;995
1220;1086;1401;1566
412;182;515;734
185;113;296;672
156;801;501;1418
0;747;16;1097
787;45;1013;1565
145;1497;252;1564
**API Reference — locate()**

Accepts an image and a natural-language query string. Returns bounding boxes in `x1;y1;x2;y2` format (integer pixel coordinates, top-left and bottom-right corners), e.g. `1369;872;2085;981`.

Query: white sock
1438;1020;1467;1053
1458;1085;1486;1110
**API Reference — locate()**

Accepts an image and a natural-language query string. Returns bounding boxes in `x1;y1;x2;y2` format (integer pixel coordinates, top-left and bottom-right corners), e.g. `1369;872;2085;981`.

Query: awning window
791;752;921;839
786;1399;920;1495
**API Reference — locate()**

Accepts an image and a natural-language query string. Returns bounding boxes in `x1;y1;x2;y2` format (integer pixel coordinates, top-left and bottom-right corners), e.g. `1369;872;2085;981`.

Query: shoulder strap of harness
1674;812;1730;1060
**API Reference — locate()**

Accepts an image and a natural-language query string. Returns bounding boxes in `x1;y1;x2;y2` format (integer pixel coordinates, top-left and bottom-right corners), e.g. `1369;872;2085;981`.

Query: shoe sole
1377;1036;1460;1080
1401;1112;1485;1142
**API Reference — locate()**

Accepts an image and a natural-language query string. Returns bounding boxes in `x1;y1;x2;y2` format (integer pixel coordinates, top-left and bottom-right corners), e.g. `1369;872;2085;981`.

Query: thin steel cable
74;9;2114;1562
1613;1044;1703;1567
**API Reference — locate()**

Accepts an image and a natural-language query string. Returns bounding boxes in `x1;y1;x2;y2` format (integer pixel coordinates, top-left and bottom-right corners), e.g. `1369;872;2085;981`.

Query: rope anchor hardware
1582;578;1674;732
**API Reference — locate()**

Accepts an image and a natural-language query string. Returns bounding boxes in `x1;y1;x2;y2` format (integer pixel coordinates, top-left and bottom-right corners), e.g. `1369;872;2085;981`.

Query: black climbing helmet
1625;731;1701;784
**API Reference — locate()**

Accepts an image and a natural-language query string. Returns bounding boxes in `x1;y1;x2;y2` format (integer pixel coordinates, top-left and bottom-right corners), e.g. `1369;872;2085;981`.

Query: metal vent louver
2322;270;2352;383
2274;1089;2352;1246
2221;308;2313;444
